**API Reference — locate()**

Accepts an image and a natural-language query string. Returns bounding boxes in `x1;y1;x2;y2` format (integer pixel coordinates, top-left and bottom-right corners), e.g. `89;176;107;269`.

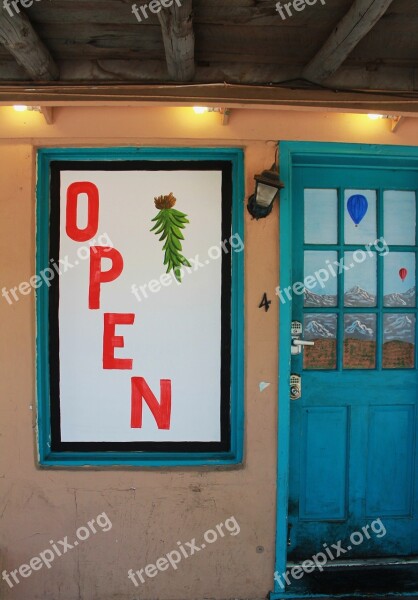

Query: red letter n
131;377;171;429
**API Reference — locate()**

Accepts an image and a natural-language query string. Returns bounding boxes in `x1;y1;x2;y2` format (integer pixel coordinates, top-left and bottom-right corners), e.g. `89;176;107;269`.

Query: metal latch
291;320;315;355
290;374;301;400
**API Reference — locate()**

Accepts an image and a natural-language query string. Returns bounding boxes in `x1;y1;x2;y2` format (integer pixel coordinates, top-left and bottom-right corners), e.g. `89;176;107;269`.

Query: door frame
272;141;418;599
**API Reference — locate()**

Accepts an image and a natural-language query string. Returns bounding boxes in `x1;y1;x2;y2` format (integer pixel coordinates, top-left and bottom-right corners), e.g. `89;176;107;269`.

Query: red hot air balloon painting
399;267;408;282
347;194;368;227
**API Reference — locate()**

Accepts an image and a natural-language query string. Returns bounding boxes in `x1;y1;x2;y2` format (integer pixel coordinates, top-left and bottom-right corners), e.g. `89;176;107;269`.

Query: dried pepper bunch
151;192;191;282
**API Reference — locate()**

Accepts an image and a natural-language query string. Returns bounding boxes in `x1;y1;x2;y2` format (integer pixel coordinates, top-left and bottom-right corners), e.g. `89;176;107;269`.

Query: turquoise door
287;151;418;571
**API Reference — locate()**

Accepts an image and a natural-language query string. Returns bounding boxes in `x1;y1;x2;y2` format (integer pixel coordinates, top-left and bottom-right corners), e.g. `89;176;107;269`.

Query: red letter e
103;313;135;370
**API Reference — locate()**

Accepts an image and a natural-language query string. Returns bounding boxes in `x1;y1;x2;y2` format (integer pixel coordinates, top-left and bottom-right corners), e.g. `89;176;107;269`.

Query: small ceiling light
193;106;209;114
13;105;28;112
247;164;284;219
191;106;231;126
368;114;384;120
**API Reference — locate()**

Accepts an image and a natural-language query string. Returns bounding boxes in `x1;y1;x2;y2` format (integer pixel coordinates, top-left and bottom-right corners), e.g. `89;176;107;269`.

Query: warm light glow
193;106;209;114
13;105;28;112
367;114;384;120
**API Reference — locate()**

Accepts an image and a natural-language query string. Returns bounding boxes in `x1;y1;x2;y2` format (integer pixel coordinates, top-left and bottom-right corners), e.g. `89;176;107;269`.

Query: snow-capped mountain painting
344;316;375;340
304;314;414;345
344;286;376;307
306;285;416;310
304;289;337;307
304;314;337;340
384;287;415;307
384;314;415;343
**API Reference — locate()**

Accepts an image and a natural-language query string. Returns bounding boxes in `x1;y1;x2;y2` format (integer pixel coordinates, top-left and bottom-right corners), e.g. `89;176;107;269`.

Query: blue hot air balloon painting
347;194;368;227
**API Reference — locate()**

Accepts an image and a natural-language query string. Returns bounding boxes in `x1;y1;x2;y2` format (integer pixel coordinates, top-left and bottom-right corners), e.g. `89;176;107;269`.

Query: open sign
36;149;244;465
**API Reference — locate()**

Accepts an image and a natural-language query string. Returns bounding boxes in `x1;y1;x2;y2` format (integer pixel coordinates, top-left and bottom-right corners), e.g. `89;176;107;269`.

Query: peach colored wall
0;106;417;600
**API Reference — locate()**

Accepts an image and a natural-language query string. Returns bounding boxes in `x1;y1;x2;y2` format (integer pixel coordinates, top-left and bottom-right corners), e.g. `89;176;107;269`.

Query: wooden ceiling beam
0;8;59;81
54;60;418;93
0;83;416;115
157;0;195;82
0;59;417;94
302;0;395;84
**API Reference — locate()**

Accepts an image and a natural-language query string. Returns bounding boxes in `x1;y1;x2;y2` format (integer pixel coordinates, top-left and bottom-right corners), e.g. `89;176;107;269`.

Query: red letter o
66;181;99;242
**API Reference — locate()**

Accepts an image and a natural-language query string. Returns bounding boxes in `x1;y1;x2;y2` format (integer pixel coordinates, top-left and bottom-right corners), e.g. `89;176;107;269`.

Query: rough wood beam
157;0;195;81
56;61;417;93
59;60;301;85
0;8;59;80
303;0;395;84
1;84;418;115
326;66;418;93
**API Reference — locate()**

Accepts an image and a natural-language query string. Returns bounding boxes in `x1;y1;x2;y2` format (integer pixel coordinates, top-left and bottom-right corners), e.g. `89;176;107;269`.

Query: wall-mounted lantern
247;165;284;219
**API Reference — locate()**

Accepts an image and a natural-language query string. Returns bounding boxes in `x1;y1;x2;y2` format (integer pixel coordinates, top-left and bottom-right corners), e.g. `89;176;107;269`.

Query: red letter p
89;246;123;310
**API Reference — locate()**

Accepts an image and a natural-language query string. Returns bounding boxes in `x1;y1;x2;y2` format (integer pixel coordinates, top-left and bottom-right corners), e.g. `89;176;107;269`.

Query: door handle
291;338;315;355
291;320;315;355
292;339;315;347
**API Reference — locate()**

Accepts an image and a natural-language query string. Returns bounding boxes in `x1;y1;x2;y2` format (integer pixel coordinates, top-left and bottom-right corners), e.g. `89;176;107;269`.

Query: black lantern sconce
247;164;284;219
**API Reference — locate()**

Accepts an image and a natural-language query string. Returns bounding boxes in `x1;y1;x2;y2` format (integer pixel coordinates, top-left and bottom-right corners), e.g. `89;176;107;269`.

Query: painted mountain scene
304;290;337;307
383;314;415;368
304;314;337;369
305;286;416;308
344;286;376;306
343;314;376;369
304;311;415;370
384;286;416;307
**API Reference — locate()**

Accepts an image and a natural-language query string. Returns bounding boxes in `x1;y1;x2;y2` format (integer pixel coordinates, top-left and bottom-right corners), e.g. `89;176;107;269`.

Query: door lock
291;320;315;355
290;374;301;400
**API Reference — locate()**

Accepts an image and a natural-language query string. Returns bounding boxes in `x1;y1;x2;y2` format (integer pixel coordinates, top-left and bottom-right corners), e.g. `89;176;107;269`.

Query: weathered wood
59;59;300;85
0;8;59;80
0;0;414;94
1;55;416;93
157;0;195;81
0;59;27;79
303;0;396;84
56;60;418;93
21;0;347;26
326;66;418;93
0;83;416;116
32;22;329;63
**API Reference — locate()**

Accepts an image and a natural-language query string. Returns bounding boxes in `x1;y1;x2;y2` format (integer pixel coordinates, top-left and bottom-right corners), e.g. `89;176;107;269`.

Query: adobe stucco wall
0;106;417;600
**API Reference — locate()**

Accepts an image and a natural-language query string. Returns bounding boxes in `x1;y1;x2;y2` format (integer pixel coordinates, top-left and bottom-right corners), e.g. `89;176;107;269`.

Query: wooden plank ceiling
0;0;417;108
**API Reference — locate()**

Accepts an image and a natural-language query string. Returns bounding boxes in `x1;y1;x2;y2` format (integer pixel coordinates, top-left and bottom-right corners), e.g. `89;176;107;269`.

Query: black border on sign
49;160;232;453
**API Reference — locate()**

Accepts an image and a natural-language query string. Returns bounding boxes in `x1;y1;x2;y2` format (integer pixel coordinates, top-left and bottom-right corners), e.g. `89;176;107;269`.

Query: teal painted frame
36;147;244;467
272;141;418;599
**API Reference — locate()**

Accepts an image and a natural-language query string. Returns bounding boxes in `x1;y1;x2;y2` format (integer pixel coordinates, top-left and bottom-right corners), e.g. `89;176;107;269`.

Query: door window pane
304;251;338;307
344;251;377;306
344;314;376;369
383;191;416;245
383;252;415;307
304;189;338;244
304;314;337;370
344;190;377;244
383;314;415;369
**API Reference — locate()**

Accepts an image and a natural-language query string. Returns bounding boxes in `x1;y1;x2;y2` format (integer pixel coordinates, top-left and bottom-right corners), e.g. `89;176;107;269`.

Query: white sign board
45;160;236;454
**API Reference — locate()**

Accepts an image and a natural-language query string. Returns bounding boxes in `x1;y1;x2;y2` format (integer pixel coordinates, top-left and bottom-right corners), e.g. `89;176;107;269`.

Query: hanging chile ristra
151;192;191;282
